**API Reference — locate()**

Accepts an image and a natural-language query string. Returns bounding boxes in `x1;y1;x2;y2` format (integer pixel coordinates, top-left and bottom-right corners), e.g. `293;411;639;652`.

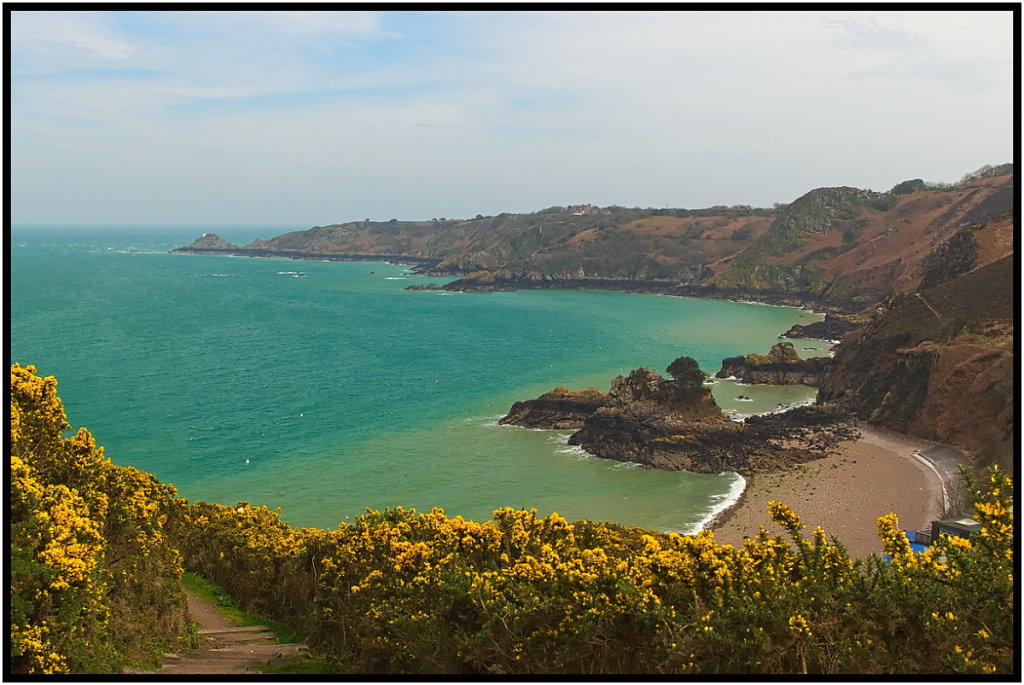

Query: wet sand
711;425;947;559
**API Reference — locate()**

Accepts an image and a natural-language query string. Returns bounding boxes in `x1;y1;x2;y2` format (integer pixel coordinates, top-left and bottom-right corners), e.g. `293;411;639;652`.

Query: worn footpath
125;589;307;675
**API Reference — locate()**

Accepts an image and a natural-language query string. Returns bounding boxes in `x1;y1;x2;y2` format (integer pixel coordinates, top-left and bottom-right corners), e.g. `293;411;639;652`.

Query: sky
8;9;1016;228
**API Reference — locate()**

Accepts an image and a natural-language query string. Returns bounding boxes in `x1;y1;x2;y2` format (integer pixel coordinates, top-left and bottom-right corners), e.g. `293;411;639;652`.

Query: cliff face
818;254;1015;473
717;342;831;386
705;171;1014;307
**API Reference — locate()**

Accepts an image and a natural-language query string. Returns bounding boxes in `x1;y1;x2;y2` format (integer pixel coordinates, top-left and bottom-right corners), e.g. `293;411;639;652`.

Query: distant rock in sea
171;233;241;252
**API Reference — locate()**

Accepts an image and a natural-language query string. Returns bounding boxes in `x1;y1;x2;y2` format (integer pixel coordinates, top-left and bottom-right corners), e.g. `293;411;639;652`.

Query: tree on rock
666;356;706;394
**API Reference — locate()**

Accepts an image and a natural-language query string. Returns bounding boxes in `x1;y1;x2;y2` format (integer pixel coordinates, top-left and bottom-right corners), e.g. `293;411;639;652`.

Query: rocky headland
171;167;1013;316
500;360;859;476
716;341;831;386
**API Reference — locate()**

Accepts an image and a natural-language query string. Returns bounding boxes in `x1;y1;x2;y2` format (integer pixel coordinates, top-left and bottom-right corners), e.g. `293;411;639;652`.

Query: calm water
10;226;831;533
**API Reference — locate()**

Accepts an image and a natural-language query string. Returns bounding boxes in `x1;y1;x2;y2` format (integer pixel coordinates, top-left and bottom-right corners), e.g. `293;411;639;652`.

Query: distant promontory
171;164;1013;314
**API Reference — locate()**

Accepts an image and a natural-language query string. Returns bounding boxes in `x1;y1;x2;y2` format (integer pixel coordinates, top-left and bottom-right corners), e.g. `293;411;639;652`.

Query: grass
181;571;302;644
259;654;334;675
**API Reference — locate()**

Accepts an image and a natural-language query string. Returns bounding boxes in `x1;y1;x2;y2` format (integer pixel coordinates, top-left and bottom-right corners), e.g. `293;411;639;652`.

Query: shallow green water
10;226;828;532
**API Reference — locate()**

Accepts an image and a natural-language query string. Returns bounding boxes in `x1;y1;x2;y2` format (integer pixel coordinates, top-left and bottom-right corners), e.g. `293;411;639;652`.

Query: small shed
931;516;982;542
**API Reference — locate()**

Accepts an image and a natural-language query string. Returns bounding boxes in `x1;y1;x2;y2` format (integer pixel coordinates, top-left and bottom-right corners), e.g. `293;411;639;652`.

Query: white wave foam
546;434;594;459
730;299;792;309
556;443;591;458
469;415;507;427
688;472;747;534
384;277;406;280
610;459;641;469
735;395;817;421
276;271;299;274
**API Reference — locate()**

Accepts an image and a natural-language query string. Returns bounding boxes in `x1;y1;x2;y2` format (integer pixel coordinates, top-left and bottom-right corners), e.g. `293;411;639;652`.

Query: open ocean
10;226;833;533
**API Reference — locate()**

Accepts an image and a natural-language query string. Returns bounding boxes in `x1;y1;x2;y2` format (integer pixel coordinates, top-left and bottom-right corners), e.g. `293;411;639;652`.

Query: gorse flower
9;364;1016;675
9;364;189;674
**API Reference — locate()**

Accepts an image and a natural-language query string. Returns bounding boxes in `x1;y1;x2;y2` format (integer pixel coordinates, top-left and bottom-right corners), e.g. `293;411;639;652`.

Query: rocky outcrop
170;233;241;252
501;364;859;475
918;228;978;290
567;404;858;475
783;314;863;341
499;387;610;430
717;342;831;386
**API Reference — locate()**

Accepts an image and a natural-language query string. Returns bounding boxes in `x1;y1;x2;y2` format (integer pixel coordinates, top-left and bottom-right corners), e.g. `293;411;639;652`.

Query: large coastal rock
783;314;863;341
499;386;610;429
717;342;831;386
567;404;858;475
501;364;858;475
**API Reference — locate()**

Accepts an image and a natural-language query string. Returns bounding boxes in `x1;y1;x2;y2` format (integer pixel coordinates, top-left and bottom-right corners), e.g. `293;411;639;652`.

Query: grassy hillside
175;164;1013;311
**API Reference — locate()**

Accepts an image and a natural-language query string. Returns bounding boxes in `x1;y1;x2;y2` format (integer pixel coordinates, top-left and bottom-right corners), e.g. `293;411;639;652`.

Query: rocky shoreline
716;342;831;387
431;273;861;314
783;313;864;340
499;363;860;477
170;245;443;269
170;234;863;314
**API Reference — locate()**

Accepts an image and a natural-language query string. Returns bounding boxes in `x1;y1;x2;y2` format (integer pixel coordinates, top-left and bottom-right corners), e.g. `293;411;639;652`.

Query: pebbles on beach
712;426;946;559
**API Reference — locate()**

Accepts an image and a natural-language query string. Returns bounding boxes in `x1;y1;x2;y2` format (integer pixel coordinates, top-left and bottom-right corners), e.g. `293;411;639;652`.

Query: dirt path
125;588;307;675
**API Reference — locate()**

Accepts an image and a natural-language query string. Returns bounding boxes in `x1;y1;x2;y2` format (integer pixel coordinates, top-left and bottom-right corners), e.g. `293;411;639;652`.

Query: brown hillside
819;253;1015;472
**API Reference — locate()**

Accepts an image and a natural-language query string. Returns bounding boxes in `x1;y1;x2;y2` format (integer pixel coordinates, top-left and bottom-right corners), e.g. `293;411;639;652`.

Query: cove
10;227;830;532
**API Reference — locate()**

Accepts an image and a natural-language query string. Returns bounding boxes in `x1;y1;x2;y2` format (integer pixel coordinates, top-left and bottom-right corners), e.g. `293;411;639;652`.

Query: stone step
198;625;270;635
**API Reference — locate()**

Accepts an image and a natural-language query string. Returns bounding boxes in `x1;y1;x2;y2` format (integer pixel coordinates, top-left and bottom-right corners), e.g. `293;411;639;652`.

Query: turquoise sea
10;226;833;533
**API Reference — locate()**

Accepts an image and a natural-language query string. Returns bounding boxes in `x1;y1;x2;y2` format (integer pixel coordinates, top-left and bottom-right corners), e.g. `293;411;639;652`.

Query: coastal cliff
818;250;1015;473
172;164;1013;313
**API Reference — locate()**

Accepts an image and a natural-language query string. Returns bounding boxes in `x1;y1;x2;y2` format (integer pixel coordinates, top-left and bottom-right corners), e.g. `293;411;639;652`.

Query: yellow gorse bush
9;365;188;674
175;473;1013;675
10;364;1016;675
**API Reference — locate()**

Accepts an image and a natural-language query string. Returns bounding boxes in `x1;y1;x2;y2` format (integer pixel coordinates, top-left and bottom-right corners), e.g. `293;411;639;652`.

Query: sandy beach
711;425;954;559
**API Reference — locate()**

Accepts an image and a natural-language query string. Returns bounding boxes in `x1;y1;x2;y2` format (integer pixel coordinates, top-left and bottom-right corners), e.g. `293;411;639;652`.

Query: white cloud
11;11;137;68
9;9;1015;225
